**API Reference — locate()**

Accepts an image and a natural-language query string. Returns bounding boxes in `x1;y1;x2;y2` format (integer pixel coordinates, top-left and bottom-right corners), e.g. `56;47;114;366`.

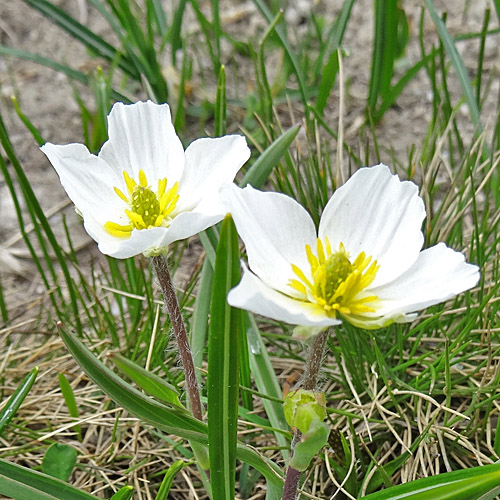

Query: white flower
41;101;250;258
224;164;480;330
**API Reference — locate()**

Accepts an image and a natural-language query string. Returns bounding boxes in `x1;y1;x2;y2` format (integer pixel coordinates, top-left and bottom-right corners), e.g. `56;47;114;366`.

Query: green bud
283;390;330;471
283;389;327;433
290;419;330;471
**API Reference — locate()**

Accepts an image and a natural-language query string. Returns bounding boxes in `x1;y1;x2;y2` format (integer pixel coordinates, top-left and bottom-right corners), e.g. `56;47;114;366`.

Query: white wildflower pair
43;101;479;331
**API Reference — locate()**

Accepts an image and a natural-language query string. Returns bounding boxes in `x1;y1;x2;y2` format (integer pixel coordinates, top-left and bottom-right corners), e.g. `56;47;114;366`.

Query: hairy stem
282;466;301;500
152;255;203;422
282;329;330;500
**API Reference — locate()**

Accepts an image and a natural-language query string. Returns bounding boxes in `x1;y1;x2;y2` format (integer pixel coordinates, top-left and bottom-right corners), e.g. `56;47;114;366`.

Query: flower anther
104;169;179;238
289;238;379;318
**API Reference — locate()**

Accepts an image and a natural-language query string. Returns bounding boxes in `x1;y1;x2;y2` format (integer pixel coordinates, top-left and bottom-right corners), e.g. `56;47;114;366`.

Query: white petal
98;101;185;184
41;143;124;222
319;164;425;287
157;210;224;246
176;135;250;211
369;243;480;317
223;185;317;295
93;225;169;259
228;264;341;327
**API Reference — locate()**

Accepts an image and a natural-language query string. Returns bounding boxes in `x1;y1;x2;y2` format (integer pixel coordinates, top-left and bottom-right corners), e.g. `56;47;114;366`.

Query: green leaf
110;486;134;500
21;0;138;78
215;65;226;137
155;460;185;499
240;124;301;189
360;462;500;500
58;373;82;441
56;325;283;490
42;443;77;482
57;324;208;441
246;314;290;459
315;0;355;113
252;0;309;117
108;352;181;407
289;420;329;472
0;366;38;436
424;0;481;130
208;215;241;499
0;459;96;500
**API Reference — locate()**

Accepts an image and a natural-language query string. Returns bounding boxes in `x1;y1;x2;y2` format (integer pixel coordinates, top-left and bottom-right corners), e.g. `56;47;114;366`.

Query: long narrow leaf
57;310;283;489
0;459;97;500
361;462;500;500
0;367;38;436
252;0;309;116
108;353;181;406
0;112;81;332
155;460;185;499
208;215;241;499
0;46;130;103
110;486;134;500
57;324;208;439
246;314;290;459
21;0;138;78
215;65;226;137
424;0;481;129
240;124;300;189
191;259;214;385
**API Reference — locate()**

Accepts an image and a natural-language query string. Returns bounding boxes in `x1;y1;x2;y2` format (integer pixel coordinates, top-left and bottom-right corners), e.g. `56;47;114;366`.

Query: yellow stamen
158;178;167;198
289;238;379;320
113;186;129;203
104;221;134;238
104;170;180;239
123;171;136;194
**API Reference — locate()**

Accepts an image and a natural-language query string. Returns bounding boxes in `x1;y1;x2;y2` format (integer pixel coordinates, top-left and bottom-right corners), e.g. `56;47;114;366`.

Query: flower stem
152;255;203;422
282;466;301;500
282;329;329;500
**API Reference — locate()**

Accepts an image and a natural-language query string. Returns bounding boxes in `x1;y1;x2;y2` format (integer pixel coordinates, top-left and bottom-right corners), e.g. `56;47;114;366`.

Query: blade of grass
215;65;226;137
110;486;134;500
149;0;168;37
0;46;130;103
169;0;188;63
0;112;81;332
361;462;500;500
313;0;354;81
22;0;138;78
0;274;7;323
155;460;185;499
108;352;181;407
57;373;82;441
211;0;221;72
190;259;213;386
0;367;38;436
240;124;300;188
0;459;97;500
258;9;285;128
246;314;290;459
476;8;491;106
424;0;481;130
252;0;309;120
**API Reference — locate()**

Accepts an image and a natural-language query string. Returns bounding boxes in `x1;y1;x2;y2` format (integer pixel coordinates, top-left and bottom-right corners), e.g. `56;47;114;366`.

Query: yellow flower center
289;238;380;318
104;169;179;238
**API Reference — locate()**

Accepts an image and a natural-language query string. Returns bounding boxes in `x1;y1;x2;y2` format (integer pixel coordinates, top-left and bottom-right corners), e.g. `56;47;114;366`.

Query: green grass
0;1;499;499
